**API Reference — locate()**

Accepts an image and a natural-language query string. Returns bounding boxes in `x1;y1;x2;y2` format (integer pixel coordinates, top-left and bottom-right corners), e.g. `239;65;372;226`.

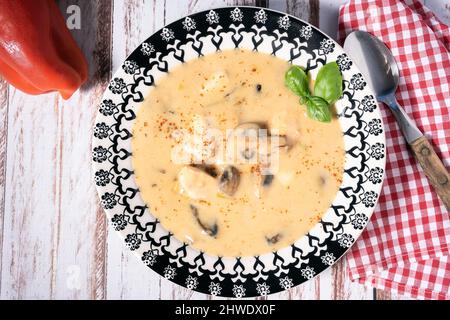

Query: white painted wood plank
328;259;374;299
0;79;8;295
51;94;99;300
107;234;163;299
318;0;348;40
268;0;287;13
0;0;113;299
52;0;113;299
0;90;60;299
270;0;314;22
376;286;412;300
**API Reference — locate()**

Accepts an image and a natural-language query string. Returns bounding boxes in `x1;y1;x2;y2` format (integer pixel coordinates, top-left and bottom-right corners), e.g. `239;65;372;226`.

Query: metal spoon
344;30;450;212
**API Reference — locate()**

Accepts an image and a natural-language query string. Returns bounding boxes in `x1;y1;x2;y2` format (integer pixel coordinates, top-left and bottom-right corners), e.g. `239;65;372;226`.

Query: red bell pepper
0;0;88;99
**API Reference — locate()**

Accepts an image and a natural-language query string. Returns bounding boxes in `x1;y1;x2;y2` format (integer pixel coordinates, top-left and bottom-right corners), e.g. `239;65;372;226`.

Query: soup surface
132;49;345;257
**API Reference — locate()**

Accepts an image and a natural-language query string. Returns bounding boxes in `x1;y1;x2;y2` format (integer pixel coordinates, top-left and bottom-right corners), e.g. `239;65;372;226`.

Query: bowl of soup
93;7;386;297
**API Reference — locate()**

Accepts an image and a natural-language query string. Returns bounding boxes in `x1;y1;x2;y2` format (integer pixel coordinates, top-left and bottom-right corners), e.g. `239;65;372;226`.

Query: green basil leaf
285;65;310;97
304;96;332;123
314;62;343;104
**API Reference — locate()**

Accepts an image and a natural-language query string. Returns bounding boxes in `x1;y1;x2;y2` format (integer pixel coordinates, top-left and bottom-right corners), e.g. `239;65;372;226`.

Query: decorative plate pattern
92;7;386;297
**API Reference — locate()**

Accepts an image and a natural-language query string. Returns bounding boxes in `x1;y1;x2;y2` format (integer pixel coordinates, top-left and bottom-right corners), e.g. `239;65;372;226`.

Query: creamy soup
132;49;345;257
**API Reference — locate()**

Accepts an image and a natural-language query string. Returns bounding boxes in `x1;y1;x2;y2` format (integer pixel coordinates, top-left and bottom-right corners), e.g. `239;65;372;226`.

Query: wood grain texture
285;0;313;22
55;0;113;300
410;136;450;212
1;90;61;299
0;0;113;299
281;0;319;27
317;0;347;40
375;288;410;300
309;0;320;26
424;0;450;25
376;289;392;300
0;79;8;294
329;259;374;300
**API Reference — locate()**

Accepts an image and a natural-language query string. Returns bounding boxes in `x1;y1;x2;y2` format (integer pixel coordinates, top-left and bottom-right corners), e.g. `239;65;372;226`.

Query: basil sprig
285;62;343;123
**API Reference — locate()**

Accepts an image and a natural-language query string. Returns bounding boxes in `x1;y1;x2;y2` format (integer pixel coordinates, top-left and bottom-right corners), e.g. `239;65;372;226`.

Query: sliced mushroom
265;233;282;245
192;164;218;178
218;166;240;196
178;166;218;200
319;174;327;186
190;204;218;237
253;170;274;199
262;174;274;187
231;122;265;163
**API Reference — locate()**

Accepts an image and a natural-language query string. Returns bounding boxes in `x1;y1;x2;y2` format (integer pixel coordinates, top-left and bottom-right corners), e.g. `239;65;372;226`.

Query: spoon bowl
344;30;422;142
344;31;400;101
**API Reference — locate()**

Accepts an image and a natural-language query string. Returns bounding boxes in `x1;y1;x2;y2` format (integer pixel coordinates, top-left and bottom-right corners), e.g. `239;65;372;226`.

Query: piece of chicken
177;166;218;200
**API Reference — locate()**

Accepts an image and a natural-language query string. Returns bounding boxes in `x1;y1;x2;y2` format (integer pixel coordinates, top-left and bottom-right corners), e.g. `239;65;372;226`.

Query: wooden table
0;0;448;300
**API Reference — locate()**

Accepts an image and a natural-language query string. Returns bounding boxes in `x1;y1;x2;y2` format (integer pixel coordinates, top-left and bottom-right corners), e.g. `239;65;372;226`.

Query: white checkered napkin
338;0;450;299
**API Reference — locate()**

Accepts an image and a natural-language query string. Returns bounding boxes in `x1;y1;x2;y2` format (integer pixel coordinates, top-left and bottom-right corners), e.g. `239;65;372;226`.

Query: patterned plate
92;7;386;298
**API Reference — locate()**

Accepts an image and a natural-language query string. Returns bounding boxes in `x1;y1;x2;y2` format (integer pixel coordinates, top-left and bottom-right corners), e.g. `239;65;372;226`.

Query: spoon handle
410;136;450;212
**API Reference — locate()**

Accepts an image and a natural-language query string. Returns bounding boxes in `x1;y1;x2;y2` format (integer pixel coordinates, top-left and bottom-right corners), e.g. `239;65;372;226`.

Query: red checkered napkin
338;0;450;299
